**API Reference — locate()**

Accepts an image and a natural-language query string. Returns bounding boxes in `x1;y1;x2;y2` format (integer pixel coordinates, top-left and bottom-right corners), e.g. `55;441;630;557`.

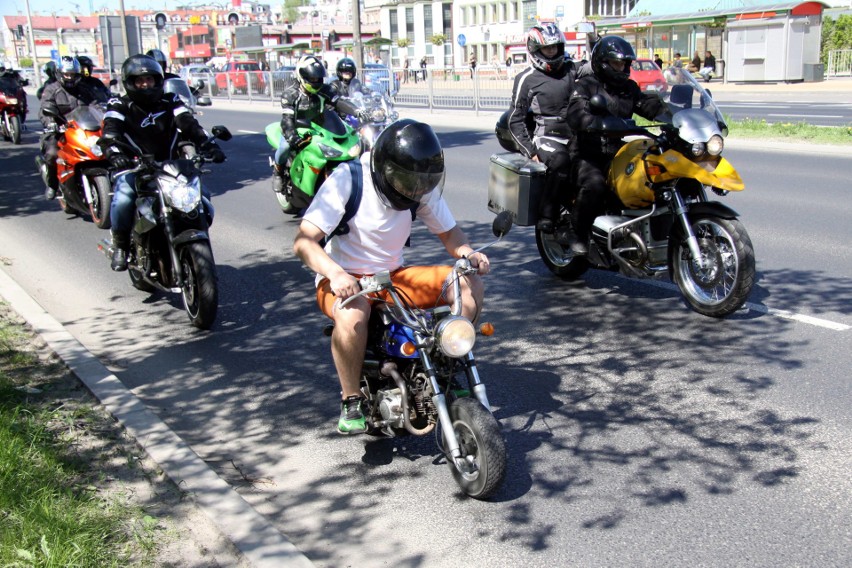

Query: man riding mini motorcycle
99;54;225;272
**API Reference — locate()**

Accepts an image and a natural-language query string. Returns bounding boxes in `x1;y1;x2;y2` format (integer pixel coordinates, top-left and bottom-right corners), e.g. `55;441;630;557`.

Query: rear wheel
179;241;218;329
535;225;589;281
88;174;112;229
670;214;755;318
446;398;506;500
276;181;300;215
8;115;21;144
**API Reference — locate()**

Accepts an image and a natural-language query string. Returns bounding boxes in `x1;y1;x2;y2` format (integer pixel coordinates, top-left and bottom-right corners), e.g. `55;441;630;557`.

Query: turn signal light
400;342;417;356
646;164;665;176
479;322;495;336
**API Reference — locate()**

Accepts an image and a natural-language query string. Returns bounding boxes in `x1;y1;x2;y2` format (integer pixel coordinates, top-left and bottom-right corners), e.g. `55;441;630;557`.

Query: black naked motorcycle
335;212;514;499
98;126;232;329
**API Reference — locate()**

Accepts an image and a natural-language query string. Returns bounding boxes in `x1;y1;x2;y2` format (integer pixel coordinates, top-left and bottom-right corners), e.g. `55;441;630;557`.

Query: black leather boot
110;232;129;272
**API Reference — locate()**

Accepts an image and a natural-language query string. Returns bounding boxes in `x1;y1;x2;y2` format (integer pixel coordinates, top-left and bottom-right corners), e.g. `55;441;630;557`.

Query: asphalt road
1;101;850;567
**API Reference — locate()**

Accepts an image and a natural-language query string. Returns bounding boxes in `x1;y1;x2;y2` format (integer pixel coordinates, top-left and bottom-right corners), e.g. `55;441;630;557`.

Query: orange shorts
316;265;454;319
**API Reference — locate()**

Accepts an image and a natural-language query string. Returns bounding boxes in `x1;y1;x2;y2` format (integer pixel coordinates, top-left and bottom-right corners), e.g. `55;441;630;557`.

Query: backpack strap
322;159;362;246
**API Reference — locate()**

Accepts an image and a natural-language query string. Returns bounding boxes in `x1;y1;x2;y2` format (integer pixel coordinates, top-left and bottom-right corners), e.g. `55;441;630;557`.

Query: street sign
457;34;466;47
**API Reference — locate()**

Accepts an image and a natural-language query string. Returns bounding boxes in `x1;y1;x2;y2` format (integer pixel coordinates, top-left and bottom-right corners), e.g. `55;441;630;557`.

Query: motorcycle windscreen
314;108;350;136
608;138;655;208
66;104;105;131
660;68;728;136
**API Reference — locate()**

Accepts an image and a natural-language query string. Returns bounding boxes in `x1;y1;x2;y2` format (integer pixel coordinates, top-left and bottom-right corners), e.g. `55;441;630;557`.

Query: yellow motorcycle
490;69;754;318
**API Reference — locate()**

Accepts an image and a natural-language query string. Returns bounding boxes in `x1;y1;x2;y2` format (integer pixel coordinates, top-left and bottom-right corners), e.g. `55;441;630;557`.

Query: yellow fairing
646;150;745;192
609;139;656;208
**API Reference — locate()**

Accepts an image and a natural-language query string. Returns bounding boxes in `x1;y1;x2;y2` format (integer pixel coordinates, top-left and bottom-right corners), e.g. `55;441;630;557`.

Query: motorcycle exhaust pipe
380;361;435;436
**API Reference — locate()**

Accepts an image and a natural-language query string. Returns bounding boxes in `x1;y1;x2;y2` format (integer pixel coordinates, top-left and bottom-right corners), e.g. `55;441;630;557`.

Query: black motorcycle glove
108;152;132;171
205;145;226;163
294;135;312;152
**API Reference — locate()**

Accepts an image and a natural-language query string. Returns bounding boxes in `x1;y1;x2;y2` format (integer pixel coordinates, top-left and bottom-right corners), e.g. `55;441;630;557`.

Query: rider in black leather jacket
507;23;575;234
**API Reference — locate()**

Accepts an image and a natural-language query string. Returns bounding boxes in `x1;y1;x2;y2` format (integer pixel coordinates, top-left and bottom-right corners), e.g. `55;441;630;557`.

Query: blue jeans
110;172;215;236
273;136;292;168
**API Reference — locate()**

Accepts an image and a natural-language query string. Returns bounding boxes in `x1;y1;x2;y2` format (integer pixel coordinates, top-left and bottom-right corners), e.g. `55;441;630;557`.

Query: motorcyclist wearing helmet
38;56;104;200
566;35;666;255
329;57;366;98
271;55;366;196
0;65;28;122
36;60;57;99
508;23;576;234
76;55;112;101
145;49;179;79
293;119;490;435
99;54;226;272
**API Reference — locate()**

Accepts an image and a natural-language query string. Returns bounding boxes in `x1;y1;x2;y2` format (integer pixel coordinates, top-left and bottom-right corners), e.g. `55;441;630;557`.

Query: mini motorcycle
344;90;398;151
37;102;112;228
335;212;513;499
0;75;26;145
98;126;232;330
265;107;361;214
490;69;755;318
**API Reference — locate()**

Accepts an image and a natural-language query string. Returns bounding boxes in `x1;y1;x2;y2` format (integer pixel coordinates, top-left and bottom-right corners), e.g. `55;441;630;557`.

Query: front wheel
88;174;112;229
179;241;218;329
446;398;506;500
8;114;21;144
670;215;755;318
275;181;300;215
535;225;589;281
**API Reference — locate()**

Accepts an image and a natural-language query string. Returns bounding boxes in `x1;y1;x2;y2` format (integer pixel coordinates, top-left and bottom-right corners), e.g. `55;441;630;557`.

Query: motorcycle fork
462;352;491;411
672;190;709;269
158;195;185;288
417;341;466;466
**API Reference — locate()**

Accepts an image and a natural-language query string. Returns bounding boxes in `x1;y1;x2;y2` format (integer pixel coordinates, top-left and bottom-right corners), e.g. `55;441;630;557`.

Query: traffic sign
457;34;466;47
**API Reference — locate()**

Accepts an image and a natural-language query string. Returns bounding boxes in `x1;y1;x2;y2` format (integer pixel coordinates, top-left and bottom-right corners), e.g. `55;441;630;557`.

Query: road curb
0;268;314;568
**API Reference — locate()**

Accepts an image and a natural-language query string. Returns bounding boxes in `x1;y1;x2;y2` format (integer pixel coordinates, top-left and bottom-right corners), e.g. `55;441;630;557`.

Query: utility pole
118;0;130;63
351;0;363;74
23;0;41;87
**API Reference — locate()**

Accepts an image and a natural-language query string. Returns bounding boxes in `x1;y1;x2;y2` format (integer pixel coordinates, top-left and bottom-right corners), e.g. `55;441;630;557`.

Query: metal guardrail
192;67;515;113
827;50;852;77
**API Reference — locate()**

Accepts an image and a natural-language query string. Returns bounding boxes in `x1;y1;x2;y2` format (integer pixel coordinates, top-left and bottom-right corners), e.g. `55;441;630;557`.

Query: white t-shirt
302;152;457;283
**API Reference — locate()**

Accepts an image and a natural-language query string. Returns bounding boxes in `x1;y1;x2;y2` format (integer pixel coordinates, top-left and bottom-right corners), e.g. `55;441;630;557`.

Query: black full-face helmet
296;55;326;94
121;54;164;107
527;23;566;74
370;119;445;211
591;35;635;88
146;49;168;70
76;55;94;77
43;60;57;80
336;57;357;83
58;56;82;89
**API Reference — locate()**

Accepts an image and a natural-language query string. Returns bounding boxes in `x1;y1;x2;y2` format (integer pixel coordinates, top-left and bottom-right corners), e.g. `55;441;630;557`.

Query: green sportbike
265;107;362;214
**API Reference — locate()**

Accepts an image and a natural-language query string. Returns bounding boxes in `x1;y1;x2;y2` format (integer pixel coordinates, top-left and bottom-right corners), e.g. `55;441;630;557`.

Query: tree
430;34;446;46
396;38;410;48
821;15;852;64
281;0;301;26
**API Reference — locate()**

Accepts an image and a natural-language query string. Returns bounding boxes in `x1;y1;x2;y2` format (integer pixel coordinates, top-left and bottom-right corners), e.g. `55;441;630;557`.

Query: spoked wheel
670;214;755;318
88;174;112;229
446;398;506;500
535;224;589;281
8;115;21;145
178;241;218;329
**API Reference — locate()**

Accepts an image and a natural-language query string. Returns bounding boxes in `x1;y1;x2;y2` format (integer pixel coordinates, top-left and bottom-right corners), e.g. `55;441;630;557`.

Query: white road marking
767;113;844;118
238;130;261;134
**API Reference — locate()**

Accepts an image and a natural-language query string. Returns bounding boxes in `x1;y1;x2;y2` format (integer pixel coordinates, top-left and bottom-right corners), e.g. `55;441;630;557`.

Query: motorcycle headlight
435;316;476;358
85;135;103;157
370;108;387;122
691;142;705;157
6;97;18;105
706;135;724;156
347;143;362;158
318;143;343;158
160;176;202;213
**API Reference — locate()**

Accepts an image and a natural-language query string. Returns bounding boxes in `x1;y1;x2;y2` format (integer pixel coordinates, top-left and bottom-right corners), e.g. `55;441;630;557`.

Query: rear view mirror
211;125;232;141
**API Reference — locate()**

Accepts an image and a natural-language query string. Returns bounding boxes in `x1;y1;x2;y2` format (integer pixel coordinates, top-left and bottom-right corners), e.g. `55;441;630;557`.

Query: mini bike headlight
161;177;202;213
691;142;706;157
706;134;724;156
347;143;362;158
435;316;476;358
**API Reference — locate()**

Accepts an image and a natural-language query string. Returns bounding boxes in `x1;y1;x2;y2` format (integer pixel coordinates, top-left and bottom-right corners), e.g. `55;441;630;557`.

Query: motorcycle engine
377;388;404;429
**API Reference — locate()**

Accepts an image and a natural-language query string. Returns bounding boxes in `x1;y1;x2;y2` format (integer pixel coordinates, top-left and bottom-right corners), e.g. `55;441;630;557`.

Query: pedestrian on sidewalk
403;58;410;84
420;56;427;82
469;52;477;79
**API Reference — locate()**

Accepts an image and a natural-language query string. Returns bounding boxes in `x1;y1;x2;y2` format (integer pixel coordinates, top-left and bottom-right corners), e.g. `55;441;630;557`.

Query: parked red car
631;59;667;93
214;61;267;95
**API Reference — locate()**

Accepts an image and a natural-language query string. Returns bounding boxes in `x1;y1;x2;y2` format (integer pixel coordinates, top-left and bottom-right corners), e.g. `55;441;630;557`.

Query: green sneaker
337;396;367;435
